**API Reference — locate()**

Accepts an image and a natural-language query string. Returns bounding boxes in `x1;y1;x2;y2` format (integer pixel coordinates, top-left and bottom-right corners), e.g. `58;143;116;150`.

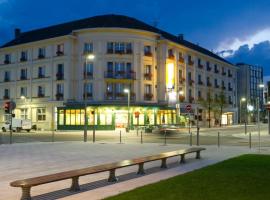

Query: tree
198;88;215;128
215;91;227;127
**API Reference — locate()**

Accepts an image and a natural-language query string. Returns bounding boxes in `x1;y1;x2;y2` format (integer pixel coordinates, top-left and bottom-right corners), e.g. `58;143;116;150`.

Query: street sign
185;104;192;112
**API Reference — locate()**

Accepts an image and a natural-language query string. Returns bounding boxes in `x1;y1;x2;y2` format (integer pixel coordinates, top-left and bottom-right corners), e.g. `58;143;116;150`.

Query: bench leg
108;169;118;182
21;186;31;200
70;176;80;191
196;151;201;159
180;154;185;164
137;163;145;175
161;158;167;168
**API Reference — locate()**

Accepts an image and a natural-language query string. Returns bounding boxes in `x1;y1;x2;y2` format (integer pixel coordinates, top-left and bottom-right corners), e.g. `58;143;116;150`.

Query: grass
106;154;270;200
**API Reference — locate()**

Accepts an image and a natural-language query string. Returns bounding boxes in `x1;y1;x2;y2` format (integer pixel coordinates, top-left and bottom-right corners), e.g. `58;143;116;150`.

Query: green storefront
57;103;187;130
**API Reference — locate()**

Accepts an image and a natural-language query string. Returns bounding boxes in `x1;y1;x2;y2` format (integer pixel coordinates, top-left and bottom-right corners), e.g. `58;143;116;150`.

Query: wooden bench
10;147;205;200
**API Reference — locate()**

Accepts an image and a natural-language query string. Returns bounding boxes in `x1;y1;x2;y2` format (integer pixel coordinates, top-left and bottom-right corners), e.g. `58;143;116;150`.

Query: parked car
1;119;33;132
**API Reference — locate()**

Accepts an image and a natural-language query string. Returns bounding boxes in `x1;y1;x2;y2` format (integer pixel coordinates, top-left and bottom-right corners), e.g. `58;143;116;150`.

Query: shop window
37;108;46;121
70;110;76;125
100;113;113;125
59;110;64;125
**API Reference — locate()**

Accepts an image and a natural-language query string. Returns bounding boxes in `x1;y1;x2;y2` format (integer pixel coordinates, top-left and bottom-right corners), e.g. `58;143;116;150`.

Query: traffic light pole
9;113;13;144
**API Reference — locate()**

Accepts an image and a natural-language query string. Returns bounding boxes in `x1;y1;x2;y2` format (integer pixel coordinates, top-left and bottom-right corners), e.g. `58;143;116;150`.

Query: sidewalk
0;142;268;200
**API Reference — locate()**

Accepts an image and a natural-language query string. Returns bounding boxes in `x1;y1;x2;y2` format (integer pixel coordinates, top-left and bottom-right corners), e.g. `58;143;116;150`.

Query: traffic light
4;102;10;114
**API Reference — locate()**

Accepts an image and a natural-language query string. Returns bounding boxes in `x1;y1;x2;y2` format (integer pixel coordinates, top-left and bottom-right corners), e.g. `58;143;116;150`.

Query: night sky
1;0;270;74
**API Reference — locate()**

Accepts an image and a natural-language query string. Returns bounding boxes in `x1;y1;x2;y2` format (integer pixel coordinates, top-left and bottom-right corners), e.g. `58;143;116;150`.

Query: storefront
57;105;179;130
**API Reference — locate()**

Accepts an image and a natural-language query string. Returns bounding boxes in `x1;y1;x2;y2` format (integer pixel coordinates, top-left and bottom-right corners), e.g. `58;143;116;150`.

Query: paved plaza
1;141;269;200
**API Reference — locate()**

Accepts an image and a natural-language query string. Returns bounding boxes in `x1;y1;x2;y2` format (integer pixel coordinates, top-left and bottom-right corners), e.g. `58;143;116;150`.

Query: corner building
0;15;238;130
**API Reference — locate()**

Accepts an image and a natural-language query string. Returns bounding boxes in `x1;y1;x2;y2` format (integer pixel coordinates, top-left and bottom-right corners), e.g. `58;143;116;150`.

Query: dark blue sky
1;0;270;74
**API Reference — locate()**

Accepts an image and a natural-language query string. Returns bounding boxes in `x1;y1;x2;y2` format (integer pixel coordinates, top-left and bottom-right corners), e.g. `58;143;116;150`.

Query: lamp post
240;97;247;134
84;54;95;142
124;88;130;132
20;96;27;119
258;84;264;152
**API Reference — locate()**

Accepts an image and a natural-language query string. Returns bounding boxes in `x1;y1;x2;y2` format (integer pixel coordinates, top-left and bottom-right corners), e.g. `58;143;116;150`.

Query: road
0;124;270;147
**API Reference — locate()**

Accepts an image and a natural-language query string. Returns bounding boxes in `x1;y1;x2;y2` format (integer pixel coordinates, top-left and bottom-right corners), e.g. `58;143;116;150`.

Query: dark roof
1;14;232;65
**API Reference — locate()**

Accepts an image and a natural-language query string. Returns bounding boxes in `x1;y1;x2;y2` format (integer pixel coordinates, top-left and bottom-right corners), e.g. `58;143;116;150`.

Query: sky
0;0;270;74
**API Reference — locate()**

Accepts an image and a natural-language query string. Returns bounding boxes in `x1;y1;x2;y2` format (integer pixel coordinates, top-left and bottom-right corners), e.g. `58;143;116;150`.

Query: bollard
196;127;200;146
93;127;96;143
140;130;143;144
189;132;192;146
9;125;12;145
249;132;251;149
164;130;167;145
217;132;220;148
120;130;122;144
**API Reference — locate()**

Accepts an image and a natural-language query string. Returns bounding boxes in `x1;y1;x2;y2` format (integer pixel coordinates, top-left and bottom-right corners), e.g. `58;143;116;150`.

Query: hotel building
0;15;238;130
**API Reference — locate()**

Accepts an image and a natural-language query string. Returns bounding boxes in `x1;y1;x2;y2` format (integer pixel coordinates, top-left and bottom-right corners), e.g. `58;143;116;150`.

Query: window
4;54;11;64
107;42;114;53
198;91;201;98
84;62;93;77
56;64;64;80
126;43;132;53
115;62;125;74
37;108;46;121
20;69;27;80
20;51;28;61
56;44;64;55
144;65;152;80
56;84;64;94
38;48;46;58
37;86;45;97
4;89;9;98
84;83;93;96
38;66;45;78
20;87;27;97
59;110;64;125
198;74;202;83
4;71;10;81
20;108;28;119
144;84;152;94
144;45;152;56
83;42;93;54
115;42;125;53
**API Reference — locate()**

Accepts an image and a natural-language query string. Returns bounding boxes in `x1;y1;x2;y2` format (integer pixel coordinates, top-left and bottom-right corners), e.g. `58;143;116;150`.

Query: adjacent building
236;63;264;123
0;14;238;130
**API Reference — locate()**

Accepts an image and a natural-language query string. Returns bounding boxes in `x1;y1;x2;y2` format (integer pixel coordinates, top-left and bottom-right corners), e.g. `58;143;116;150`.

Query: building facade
237;63;264;123
0;15;238;130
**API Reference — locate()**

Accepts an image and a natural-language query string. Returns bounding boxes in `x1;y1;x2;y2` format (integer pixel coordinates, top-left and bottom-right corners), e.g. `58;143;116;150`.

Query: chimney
14;28;21;38
178;34;184;41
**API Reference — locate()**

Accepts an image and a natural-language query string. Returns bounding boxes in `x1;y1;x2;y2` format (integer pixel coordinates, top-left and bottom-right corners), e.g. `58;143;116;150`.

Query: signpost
135;111;140;136
185;104;192;135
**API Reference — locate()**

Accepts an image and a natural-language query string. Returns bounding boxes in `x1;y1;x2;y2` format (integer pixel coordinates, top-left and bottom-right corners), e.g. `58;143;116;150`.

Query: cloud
216;28;270;55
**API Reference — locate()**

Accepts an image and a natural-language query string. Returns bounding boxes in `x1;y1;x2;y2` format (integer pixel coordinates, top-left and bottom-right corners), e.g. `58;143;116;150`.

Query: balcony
189;96;194;103
56;73;64;80
168;54;175;60
38;54;45;59
104;71;136;80
37;93;45;98
198;81;204;85
4;78;10;82
144;52;153;57
56;51;64;56
222;72;226;76
222;86;226;90
207;82;212;87
4;60;10;64
84;71;93;79
3;95;9;100
228;73;233;78
215;84;220;89
144;93;153;101
214;69;219;74
56;93;64;101
38;74;46;79
115;50;125;55
228;87;233;91
179;77;185;84
207;67;212;71
20;76;27;81
144;73;152;80
83;93;93;99
188;80;194;86
198;64;204;69
105;91;135;101
179;95;185;102
178;57;185;64
188;59;194;66
107;49;114;54
20;57;27;62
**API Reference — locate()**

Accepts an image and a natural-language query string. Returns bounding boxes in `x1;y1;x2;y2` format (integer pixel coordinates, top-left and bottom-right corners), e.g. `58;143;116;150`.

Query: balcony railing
104;71;136;80
188;80;194;86
188;59;194;66
228;73;233;78
228;87;233;91
207;67;212;71
38;54;45;59
179;77;185;84
222;86;226;90
20;57;27;62
56;93;64;101
222;72;226;76
20;76;27;80
198;63;204;69
168;54;175;60
178;57;185;63
215;84;220;89
38;74;45;79
84;72;93;79
198;81;204;85
4;78;10;82
56;51;64;56
144;52;153;57
207;82;212;87
144;73;152;80
56;73;64;80
83;93;93;99
4;60;10;64
214;69;219;73
3;95;9;100
105;92;135;100
37;93;45;98
144;93;153;101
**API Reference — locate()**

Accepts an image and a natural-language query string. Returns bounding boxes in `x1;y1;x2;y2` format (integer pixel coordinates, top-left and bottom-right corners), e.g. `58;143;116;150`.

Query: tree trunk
208;103;211;128
219;106;223;127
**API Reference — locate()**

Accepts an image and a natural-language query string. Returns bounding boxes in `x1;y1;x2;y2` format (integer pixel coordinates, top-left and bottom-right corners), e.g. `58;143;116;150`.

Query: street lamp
257;84;264;152
20;96;27;119
124;88;130;132
84;54;95;142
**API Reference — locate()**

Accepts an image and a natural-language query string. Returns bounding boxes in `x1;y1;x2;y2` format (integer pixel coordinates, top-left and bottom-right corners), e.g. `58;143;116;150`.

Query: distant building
236;63;264;123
